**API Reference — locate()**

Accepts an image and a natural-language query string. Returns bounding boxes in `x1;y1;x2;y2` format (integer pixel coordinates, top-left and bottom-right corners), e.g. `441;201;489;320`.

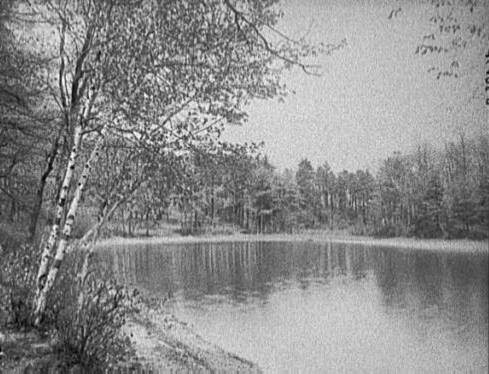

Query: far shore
96;232;488;253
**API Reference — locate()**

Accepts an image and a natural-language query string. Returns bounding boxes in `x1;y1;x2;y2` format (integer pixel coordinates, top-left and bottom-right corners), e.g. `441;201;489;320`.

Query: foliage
132;133;487;239
0;222;26;251
0;243;39;329
390;0;488;79
70;209;96;240
0;240;136;370
53;282;135;370
45;251;136;371
0;0;325;320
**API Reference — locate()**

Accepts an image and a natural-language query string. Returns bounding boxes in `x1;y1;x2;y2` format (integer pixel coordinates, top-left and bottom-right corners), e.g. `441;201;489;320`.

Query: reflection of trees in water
100;245;176;295
372;248;488;307
101;242;487;338
101;241;375;302
372;247;488;342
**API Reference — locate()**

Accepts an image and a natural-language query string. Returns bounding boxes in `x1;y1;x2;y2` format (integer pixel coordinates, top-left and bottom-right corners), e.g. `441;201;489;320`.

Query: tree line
90;132;488;240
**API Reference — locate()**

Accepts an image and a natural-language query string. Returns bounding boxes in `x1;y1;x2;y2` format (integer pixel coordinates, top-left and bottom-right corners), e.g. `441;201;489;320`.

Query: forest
92;131;489;241
160;133;489;240
2;126;488;242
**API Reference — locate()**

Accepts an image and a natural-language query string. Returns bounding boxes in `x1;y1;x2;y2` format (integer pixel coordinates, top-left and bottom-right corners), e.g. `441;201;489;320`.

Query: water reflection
101;241;376;300
99;241;488;373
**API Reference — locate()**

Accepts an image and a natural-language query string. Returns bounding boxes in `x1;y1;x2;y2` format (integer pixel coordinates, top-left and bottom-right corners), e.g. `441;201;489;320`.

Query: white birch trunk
33;132;105;324
35;125;82;294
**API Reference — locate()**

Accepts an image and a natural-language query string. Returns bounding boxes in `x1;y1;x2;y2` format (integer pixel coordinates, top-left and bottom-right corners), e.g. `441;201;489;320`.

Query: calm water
99;241;488;373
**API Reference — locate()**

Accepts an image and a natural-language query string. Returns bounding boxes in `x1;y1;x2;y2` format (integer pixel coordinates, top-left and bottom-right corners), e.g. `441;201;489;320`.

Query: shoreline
124;311;261;372
97;232;488;253
0;314;261;373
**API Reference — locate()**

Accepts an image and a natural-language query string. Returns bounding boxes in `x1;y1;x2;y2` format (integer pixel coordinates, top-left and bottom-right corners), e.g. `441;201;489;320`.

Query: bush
0;243;39;329
335;217;351;231
1;240;136;371
350;221;368;236
372;224;397;238
0;223;27;253
47;251;136;372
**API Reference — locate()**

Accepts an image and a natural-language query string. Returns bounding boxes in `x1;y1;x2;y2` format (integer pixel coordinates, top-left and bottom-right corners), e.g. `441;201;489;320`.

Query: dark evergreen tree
414;172;444;238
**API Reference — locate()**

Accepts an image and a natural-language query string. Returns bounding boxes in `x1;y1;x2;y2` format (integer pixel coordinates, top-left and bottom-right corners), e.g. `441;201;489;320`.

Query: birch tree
22;0;327;324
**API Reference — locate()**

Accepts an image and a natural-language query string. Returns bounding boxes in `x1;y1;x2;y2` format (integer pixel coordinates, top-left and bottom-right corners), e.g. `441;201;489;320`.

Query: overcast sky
222;0;487;173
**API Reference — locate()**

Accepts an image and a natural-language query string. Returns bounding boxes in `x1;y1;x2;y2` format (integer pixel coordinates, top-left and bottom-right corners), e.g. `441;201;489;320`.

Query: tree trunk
33;133;104;325
29;127;62;242
120;208;126;235
211;179;215;228
329;195;334;230
8;198;16;223
128;211;133;237
35;125;82;298
145;209;150;236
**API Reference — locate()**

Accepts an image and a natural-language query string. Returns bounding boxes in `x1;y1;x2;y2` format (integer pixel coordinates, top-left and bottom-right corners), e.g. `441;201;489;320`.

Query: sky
222;0;488;173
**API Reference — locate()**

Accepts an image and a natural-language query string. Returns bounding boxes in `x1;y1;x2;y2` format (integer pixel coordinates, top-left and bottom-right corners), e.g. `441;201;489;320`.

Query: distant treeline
158;133;488;239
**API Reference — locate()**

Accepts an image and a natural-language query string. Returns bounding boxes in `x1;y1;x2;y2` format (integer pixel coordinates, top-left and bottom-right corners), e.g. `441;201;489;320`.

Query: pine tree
415;172;444;238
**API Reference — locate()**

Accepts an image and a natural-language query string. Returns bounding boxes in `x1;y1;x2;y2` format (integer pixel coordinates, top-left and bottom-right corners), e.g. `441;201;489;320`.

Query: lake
99;240;488;373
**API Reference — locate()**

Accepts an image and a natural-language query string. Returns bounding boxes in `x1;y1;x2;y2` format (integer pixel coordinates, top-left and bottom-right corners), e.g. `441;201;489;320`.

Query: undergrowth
0;241;137;372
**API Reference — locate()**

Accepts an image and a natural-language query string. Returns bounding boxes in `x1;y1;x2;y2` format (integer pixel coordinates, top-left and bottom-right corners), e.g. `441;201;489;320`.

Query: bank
97;231;488;253
0;311;261;373
123;308;261;372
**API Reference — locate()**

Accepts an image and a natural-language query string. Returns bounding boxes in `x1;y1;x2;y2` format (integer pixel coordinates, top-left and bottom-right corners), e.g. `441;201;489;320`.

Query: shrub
0;243;39;329
371;224;397;238
0;223;27;253
350;221;368;236
334;217;350;231
48;251;136;372
1;241;136;371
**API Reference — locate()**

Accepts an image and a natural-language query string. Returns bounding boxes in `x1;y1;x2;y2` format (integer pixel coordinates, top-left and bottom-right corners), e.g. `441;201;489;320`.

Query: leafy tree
22;0;321;322
414;171;444;238
295;158;318;227
315;162;334;225
251;156;275;233
355;169;376;225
